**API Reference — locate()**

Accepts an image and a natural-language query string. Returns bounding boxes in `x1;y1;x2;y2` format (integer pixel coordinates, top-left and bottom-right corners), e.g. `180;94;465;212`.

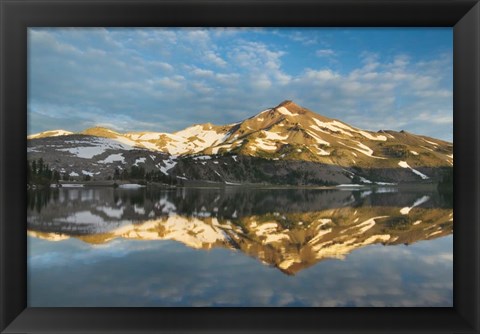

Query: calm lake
27;186;453;307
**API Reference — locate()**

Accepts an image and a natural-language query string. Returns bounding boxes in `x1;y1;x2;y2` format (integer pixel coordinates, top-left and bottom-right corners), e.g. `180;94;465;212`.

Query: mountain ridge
29;100;452;165
27;101;453;185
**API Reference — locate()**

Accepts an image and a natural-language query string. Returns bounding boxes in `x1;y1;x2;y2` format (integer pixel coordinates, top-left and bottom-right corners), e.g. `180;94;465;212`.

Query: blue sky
28;28;453;141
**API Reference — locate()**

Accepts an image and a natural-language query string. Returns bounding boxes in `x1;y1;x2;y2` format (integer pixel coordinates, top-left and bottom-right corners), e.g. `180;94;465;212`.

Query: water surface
27;186;453;307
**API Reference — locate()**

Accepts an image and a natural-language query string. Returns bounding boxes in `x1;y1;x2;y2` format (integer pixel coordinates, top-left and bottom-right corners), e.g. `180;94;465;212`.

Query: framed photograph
1;0;479;333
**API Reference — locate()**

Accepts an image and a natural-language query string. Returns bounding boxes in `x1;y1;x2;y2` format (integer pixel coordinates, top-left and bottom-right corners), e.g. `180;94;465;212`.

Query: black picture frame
1;0;479;333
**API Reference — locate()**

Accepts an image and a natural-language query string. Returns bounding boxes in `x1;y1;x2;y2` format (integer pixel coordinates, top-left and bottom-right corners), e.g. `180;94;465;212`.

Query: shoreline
27;180;443;191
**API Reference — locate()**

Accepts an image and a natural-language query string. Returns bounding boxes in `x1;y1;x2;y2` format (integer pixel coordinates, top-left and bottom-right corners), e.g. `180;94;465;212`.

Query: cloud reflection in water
28;187;453;306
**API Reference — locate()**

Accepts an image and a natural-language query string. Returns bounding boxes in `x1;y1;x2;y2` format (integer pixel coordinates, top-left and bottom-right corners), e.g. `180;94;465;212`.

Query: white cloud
288;31;319;46
252;74;272;90
156;76;185;90
28;233;453;306
303;69;339;81
204;51;227;67
316;49;336;57
185;29;210;44
415;111;453;124
28;28;452;141
228;40;291;89
149;61;174;72
192;68;215;78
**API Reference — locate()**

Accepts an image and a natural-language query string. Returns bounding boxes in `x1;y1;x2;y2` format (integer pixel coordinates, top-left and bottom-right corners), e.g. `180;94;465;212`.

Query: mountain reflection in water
28;187;453;275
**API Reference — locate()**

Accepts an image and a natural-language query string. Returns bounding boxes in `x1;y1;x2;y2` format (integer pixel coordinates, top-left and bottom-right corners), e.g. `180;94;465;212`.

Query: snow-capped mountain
27;129;73;139
204;100;453;169
27;101;453;185
78;123;232;156
29;100;452;167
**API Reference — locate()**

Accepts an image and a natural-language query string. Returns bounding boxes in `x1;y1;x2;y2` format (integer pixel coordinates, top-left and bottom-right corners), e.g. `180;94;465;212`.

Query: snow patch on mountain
312;118;353;136
398;161;429;179
82;170;94;177
423;139;438;146
97;206;124;219
111;136;137;147
262;130;289;141
134;132;164;141
158;158;177;175
134;157;146;166
176;125;223;145
329;121;387;141
257;109;272;116
277;106;296;116
160;216;228;249
193;155;212;160
171;125;227;154
355;142;374;156
305;129;330;146
254;222;279;236
59;146;104;159
356;216;389;234
264;233;290;244
400;195;430;215
99;153;125;164
140;141;159;150
211;143;238;154
254;138;277;151
59;137;133;159
357;130;387;141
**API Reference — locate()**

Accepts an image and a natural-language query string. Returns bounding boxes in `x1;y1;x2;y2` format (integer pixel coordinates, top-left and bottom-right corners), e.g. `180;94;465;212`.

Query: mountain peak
27;129;73;139
277;99;294;106
84;126;116;131
276;100;303;110
272;100;312;117
81;126;120;138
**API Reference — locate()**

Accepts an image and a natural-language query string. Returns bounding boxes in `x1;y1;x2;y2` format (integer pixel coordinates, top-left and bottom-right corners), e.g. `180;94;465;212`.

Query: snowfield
58;137;133;159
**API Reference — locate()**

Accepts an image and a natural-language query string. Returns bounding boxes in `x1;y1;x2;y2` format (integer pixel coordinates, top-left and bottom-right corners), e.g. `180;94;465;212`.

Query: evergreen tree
53;170;60;183
27;160;32;184
31;160;37;174
38;158;44;176
130;165;145;179
28;158;53;186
